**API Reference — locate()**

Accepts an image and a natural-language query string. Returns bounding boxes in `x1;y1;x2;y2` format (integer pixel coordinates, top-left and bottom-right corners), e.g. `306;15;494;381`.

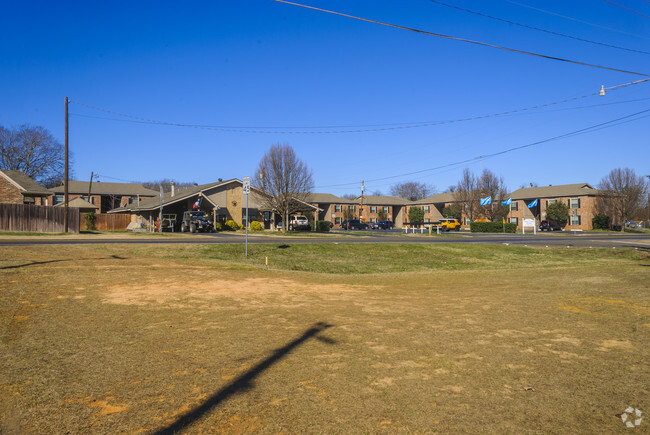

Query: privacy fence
94;214;132;231
0;203;80;233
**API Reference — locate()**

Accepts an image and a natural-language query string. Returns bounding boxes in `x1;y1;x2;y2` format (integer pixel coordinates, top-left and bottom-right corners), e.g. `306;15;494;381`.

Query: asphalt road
1;231;649;250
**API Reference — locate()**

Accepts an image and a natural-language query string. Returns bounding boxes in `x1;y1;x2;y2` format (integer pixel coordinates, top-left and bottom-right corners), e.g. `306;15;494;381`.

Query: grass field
1;242;648;433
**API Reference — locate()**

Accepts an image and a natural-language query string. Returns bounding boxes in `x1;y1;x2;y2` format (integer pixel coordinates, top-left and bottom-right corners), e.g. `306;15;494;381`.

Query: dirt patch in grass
1;244;648;433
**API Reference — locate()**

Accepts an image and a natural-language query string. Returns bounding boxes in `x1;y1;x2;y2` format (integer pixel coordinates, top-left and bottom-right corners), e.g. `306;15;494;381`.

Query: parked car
180;211;215;233
341;219;368;230
371;220;394;230
288;215;310;231
539;220;563;231
436;218;461;231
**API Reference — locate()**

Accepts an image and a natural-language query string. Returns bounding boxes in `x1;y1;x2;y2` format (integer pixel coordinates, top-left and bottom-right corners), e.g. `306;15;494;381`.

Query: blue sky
1;0;648;196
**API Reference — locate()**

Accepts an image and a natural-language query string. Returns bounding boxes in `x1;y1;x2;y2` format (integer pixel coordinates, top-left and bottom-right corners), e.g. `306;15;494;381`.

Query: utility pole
360;180;364;221
64;97;69;233
87;171;94;202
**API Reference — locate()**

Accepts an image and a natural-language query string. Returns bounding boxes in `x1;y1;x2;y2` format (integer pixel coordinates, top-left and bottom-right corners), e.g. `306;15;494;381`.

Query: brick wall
0;177;24;204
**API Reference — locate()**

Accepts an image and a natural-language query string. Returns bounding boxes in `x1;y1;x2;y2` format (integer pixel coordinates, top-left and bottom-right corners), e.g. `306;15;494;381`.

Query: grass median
1;243;648;433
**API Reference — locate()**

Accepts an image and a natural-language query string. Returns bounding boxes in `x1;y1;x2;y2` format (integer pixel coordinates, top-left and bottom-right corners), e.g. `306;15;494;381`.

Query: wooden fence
0;203;80;233
94;214;133;231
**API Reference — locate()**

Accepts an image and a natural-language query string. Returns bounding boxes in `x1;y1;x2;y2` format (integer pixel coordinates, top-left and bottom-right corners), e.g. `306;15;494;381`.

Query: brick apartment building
48;181;158;213
0;170;51;205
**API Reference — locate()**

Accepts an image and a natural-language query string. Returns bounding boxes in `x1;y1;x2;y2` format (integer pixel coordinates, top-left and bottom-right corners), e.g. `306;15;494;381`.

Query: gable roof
359;195;410;206
414;192;456;204
306;193;348;204
0;170;51;196
510;183;598;200
111;179;241;212
54;197;98;209
49;180;158;196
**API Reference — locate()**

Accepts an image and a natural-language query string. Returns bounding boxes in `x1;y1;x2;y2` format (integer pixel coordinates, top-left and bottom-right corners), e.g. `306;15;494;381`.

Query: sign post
243;176;250;257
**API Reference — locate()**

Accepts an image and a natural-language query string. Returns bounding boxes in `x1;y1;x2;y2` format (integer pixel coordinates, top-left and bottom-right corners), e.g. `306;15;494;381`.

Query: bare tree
454;168;480;223
390;181;432;201
597;168;647;231
253;143;314;233
142;179;196;193
0;124;64;185
477;169;509;221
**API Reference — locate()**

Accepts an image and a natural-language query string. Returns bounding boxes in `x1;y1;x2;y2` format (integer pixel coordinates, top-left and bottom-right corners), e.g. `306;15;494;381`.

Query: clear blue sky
2;0;648;196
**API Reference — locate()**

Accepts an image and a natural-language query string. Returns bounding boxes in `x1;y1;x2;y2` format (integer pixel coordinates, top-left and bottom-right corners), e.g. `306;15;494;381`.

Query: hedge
316;220;330;232
470;221;517;233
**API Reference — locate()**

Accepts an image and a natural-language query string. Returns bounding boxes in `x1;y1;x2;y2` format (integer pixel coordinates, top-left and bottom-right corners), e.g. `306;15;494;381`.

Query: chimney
171;182;175;197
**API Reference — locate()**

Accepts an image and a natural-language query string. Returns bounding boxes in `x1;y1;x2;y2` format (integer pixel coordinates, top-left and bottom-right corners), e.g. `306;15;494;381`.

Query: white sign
523;218;535;227
242;176;250;195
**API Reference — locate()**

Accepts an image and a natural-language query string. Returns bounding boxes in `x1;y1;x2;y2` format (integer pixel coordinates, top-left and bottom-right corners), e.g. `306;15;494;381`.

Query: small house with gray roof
48;180;159;213
0;170;51;205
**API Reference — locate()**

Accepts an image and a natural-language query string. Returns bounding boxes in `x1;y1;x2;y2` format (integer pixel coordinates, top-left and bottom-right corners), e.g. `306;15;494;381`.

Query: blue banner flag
502;197;512;206
480;196;492;206
528;198;538;208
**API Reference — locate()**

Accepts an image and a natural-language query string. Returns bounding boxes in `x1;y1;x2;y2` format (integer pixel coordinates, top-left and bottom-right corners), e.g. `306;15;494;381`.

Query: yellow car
436;218;461;231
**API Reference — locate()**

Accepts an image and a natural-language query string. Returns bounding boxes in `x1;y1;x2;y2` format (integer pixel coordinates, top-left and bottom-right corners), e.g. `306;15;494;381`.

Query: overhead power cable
314;107;650;188
503;0;650;40
428;0;650;55
70;78;650;134
603;0;650;19
272;0;649;76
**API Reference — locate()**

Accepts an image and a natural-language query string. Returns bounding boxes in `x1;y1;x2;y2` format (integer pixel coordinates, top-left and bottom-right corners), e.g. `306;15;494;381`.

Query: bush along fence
0;203;80;233
470;221;517;233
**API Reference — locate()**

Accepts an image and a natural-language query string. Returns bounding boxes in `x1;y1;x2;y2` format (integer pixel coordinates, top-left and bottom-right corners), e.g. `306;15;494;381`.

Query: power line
428;0;650;55
315;107;650;189
503;0;650;40
272;0;649;76
603;0;650;19
70;78;650;134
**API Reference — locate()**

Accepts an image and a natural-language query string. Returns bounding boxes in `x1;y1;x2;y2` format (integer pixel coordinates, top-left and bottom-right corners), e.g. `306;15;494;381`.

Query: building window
569;198;580;209
510;217;518;225
511;201;518;211
348;205;356;212
383;206;389;213
53;195;64;205
465;217;471;225
547;199;557;206
370;206;377;213
423;206;430;213
335;217;341;225
370;218;377;223
424;218;430;223
335;205;342;212
570;215;581;225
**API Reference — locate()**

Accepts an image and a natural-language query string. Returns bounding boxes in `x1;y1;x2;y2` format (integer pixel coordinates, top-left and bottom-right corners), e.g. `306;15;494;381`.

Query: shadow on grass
1;255;128;270
153;322;335;435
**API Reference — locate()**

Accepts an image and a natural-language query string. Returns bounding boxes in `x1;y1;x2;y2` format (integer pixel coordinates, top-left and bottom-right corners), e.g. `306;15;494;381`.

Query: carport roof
109;179;240;212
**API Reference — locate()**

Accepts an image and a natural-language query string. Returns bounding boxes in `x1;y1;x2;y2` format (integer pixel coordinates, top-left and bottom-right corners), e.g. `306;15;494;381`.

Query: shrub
316;220;331;232
592;214;610;230
470;221;516;233
83;212;96;231
225;220;242;231
250;221;263;231
214;222;223;231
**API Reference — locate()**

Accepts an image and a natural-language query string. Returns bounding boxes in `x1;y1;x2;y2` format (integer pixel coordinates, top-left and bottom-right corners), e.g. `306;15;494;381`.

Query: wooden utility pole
87;171;94;202
64;97;69;233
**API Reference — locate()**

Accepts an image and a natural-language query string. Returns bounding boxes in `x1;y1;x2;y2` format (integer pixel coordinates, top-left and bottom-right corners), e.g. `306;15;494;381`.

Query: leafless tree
597;168;647;231
477;169;509;221
454;168;480;223
142;179;196;193
390;181;432;201
253;143;314;233
0;124;65;186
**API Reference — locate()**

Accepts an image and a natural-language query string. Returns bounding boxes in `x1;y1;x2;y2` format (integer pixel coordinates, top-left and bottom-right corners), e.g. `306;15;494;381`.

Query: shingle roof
0;170;51;196
414;192;456;204
49;181;159;196
359;195;410;205
112;179;239;212
510;183;598;199
306;193;348;204
54;197;98;209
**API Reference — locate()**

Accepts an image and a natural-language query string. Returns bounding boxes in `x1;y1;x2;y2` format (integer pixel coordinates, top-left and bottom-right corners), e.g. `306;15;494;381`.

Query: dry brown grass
1;243;648;433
